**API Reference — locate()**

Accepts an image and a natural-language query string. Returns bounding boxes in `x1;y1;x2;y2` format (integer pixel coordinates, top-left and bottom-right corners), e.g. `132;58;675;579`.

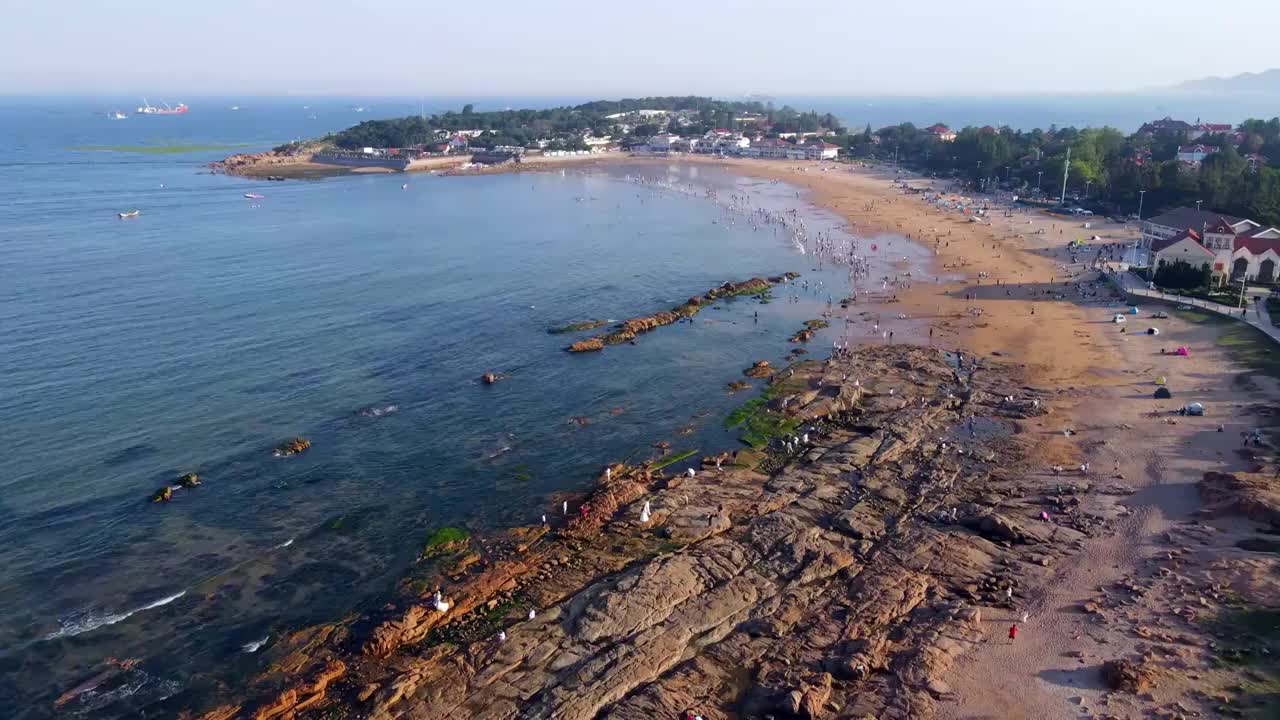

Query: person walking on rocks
1008;623;1019;644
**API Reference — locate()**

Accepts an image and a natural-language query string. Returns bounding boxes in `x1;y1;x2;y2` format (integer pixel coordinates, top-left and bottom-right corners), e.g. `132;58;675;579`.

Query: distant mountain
1171;69;1280;94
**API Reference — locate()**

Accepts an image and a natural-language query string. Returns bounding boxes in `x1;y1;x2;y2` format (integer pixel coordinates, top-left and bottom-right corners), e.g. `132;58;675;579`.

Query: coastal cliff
185;344;1079;720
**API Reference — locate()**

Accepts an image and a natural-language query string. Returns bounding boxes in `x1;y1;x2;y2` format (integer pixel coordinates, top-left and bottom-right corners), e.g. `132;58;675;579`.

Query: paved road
1106;270;1280;346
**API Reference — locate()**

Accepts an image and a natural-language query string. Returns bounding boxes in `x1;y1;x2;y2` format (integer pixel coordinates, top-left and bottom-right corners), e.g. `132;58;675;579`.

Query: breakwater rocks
179;345;1096;720
566;275;798;353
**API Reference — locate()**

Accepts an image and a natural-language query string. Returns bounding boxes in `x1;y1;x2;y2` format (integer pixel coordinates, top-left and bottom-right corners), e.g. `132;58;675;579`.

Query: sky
2;0;1276;97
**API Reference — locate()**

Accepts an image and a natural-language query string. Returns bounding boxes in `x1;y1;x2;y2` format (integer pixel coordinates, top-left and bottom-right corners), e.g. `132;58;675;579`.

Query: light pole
1037;170;1044;192
1196;200;1203;212
1085;180;1092;198
1137;189;1146;219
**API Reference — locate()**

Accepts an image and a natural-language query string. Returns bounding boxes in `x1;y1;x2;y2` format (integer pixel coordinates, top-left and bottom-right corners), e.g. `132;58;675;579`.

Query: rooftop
1146;207;1243;231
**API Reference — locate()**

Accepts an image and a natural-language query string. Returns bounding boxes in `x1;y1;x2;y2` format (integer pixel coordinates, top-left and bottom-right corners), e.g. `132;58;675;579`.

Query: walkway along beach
164;157;1280;719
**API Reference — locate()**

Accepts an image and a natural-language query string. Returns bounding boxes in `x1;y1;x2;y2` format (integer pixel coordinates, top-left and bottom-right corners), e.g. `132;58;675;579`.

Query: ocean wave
356;403;399;418
43;591;186;641
274;537;295;549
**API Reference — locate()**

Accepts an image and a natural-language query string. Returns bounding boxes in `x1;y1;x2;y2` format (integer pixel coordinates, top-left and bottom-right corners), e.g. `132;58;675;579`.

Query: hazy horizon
3;0;1276;97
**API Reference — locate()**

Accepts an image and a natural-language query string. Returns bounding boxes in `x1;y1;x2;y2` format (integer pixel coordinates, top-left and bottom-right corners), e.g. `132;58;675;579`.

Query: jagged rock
480;372;505;385
151;487;172;503
745;360;773;378
728;381;752;392
177;473;201;488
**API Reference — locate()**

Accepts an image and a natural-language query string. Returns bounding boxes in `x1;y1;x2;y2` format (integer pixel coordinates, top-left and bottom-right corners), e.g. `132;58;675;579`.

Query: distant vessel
118;210;140;219
107;111;128;120
229;105;240;111
244;193;265;199
137;99;189;115
353;106;365;113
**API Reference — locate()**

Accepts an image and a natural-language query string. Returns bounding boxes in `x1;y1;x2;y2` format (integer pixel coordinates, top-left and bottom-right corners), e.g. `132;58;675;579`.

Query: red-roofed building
926;124;956;142
1193;123;1233;138
1153;229;1215;270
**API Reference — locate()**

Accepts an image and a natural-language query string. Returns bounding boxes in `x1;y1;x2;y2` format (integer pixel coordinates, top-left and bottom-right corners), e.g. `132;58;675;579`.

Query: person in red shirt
1008;624;1019;644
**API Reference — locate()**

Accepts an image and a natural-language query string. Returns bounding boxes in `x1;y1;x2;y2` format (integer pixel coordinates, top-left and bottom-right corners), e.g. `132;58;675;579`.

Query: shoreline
105;156;1280;719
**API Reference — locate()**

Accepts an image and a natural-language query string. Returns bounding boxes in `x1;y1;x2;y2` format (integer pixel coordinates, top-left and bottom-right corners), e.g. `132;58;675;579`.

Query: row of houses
1137;118;1235;141
1141;207;1280;284
636;132;839;160
1173;143;1268;170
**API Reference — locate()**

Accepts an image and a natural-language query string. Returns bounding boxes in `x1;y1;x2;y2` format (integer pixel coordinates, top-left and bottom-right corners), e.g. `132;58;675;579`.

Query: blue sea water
0;97;936;717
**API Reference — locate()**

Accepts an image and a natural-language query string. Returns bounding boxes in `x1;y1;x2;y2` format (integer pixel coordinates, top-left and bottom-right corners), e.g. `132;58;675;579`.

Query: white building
1176;144;1217;164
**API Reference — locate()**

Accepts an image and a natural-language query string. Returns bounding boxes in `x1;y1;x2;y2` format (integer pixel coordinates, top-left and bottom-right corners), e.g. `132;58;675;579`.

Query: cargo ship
136;99;189;115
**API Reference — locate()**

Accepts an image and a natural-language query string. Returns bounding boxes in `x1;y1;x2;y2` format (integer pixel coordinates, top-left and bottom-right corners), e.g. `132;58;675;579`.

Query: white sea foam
44;591;186;640
242;635;270;653
274;538;295;549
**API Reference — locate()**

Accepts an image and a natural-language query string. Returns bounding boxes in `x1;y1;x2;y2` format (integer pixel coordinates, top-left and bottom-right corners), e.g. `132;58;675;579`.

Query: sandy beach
166;155;1280;720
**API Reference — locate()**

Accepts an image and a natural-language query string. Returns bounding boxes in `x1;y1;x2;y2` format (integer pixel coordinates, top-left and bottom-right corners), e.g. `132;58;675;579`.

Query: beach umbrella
1176;347;1190;356
1155;376;1167;385
1147;327;1159;335
1154;387;1172;399
1129;306;1140;315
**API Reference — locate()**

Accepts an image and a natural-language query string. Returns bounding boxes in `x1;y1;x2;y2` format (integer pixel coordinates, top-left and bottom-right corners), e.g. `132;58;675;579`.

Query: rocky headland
181;344;1096;720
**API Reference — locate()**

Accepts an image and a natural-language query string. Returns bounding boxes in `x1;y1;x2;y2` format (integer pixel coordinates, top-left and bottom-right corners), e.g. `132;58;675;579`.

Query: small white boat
244;193;265;200
107;111;127;120
118;210;140;219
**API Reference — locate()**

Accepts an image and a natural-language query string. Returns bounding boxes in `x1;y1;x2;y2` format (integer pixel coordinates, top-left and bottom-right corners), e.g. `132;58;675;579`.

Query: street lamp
1037;170;1044;192
1085;180;1092;197
1196;200;1203;212
1138;189;1146;219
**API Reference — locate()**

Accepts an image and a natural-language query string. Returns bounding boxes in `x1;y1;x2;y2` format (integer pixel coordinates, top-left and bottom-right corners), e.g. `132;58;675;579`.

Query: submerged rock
728;381;752;392
150;487;172;503
568;338;605;353
548;320;608;335
273;437;312;457
480;372;506;385
177;473;201;488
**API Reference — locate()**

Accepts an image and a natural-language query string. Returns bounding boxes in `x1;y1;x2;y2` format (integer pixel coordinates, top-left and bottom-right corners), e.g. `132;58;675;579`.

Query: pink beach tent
1175;346;1190;356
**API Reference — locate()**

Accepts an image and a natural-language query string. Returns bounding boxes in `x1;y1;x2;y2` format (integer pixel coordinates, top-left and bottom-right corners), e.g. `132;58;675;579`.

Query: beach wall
311;153;412;171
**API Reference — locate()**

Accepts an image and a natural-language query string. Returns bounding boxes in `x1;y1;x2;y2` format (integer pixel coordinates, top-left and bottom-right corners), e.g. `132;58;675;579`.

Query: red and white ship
136;99;189;115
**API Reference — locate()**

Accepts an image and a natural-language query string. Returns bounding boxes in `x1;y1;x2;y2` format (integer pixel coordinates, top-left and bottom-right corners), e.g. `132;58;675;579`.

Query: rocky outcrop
480;372;506;385
209;142;327;178
567;338;605;353
176;345;1060;720
151;487;172;503
178;472;201;488
567;275;798;352
272;438;311;457
744;360;773;378
1101;658;1159;693
1199;470;1280;528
